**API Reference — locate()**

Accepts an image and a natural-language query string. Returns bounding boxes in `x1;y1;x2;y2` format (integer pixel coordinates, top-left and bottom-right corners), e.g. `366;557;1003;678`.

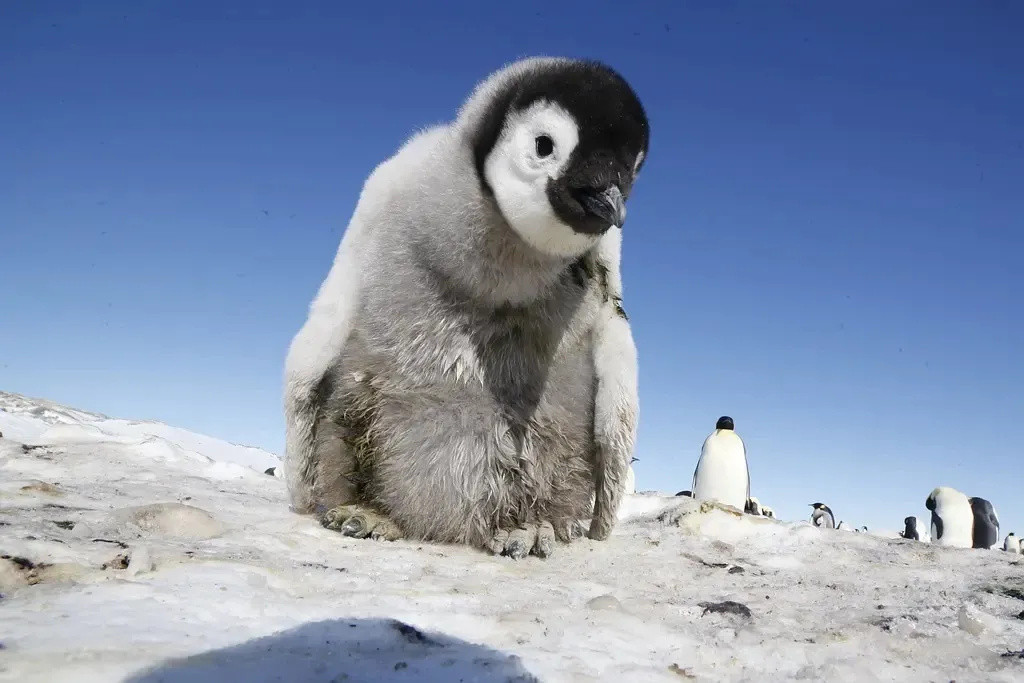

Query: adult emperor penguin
691;416;750;511
1003;532;1020;554
968;496;999;549
282;57;650;559
925;487;974;548
902;516;920;541
810;502;835;529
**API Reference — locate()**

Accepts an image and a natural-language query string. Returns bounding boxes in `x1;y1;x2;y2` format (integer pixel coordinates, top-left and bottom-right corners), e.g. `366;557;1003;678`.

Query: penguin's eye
535;135;554;158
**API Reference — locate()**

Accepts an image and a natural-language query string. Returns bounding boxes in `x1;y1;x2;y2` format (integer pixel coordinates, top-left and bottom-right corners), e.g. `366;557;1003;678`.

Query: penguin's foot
488;521;559;560
320;504;403;541
587;514;614;541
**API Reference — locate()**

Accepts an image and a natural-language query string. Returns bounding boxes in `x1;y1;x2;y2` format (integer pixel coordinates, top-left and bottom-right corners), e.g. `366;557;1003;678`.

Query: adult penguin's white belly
693;430;748;510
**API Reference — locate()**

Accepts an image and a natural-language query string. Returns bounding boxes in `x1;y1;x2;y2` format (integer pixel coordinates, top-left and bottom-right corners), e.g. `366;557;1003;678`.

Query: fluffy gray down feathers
282;58;640;550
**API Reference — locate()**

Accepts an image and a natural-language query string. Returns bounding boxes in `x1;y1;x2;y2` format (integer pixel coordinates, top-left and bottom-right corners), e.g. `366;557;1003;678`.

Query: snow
3;390;1024;682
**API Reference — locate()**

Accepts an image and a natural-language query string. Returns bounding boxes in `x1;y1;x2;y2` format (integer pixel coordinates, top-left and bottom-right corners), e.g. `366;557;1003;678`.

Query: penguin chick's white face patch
483;100;593;257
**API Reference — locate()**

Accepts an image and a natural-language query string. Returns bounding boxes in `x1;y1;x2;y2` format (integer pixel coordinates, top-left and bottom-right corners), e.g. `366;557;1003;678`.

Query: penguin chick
902;516;920;541
692;416;750;511
810;502;835;529
1003;532;1020;554
926;487;973;548
283;57;650;559
968;496;999;549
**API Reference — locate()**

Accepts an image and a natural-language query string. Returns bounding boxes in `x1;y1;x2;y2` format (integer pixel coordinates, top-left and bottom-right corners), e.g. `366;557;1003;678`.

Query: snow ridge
2;391;1024;682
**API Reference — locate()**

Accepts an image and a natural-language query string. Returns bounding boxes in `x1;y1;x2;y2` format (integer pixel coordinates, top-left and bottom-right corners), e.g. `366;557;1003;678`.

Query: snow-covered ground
2;390;1023;682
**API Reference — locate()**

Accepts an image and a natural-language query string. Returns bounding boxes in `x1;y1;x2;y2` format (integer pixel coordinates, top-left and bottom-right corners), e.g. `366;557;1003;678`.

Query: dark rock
699;601;752;618
102;553;130;570
264;467;276;476
391;620;438;646
2;555;35;570
52;520;75;530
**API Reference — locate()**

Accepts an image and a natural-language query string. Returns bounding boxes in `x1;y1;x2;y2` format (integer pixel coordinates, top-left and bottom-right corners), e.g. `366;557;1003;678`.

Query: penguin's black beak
573;185;626;228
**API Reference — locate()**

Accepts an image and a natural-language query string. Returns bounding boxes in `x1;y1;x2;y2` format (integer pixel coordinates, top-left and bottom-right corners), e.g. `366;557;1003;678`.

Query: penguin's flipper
588;228;638;541
283;205;375;514
744;440;751;501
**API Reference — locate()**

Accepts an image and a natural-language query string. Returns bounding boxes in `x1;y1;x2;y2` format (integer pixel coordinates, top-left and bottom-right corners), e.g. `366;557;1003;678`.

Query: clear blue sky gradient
2;1;1022;533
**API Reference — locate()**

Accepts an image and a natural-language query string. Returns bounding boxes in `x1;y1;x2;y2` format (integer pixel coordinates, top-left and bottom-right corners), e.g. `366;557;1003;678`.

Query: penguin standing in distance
744;497;777;519
810;502;835;529
902;516;920;541
926;487;974;548
968;496;999;549
282;57;650;559
1003;533;1020;554
692;416;750;511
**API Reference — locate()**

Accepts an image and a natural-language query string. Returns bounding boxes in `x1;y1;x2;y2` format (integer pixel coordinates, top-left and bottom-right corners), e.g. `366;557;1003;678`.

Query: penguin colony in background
284;57;649;559
283;56;1014;559
677;416;1010;550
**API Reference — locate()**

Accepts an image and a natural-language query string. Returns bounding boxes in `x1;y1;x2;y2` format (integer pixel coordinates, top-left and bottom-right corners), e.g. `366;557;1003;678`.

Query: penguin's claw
320;505;403;541
489;521;559;560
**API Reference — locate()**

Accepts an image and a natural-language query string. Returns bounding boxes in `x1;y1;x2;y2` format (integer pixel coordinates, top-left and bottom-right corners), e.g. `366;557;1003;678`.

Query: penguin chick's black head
472;59;649;236
715;416;734;431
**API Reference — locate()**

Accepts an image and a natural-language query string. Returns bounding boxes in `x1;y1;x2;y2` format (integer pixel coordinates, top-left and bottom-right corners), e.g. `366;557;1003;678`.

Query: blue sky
2;1;1022;533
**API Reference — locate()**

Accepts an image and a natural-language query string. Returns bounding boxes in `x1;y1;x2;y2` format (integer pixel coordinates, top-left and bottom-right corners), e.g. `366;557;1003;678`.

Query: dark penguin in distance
902;516;920;541
969;496;999;549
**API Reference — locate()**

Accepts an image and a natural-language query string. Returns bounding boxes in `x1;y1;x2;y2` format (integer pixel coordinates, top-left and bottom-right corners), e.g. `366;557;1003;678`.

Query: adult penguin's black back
969;497;999;549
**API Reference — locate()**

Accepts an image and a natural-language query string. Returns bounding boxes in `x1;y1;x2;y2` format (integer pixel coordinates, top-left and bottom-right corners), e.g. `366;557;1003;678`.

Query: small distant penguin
692;416;749;511
968;497;999;549
1003;532;1020;554
836;520;852;531
860;526;868;533
624;457;639;495
810;503;835;529
760;505;775;518
744;496;762;516
926;487;973;548
902;516;920;541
